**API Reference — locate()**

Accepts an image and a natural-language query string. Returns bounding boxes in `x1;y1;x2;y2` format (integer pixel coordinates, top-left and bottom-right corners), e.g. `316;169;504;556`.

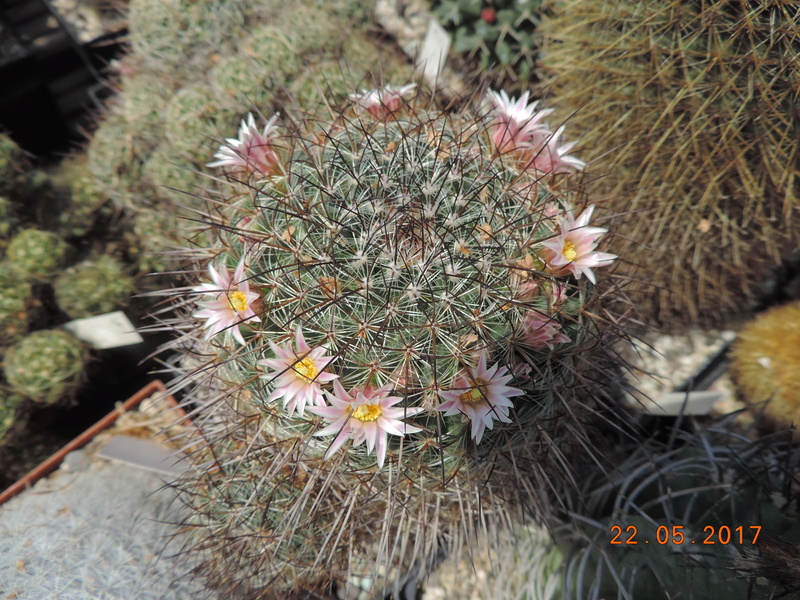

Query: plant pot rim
0;379;181;506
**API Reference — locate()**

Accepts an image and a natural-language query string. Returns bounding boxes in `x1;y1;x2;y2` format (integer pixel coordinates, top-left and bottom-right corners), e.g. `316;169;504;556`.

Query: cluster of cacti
537;0;800;328
0;134;127;423
554;426;800;599
432;0;541;86
162;84;624;598
84;0;414;278
730;301;800;432
3;330;87;404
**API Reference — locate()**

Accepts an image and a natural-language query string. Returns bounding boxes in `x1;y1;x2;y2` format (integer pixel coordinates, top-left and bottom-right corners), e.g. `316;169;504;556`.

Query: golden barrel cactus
730;301;800;429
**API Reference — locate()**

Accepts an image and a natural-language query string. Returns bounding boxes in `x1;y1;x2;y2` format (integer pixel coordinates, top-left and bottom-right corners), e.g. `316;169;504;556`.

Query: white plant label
63;311;144;350
418;18;451;84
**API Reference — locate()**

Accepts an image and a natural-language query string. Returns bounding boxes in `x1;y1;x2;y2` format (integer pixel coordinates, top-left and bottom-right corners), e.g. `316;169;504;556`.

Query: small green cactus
210;56;273;109
0;264;29;346
433;0;542;86
0;197;19;252
87;112;149;209
6;229;67;281
130;208;182;275
3;330;87;403
54;255;135;319
0;389;23;443
164;84;239;164
52;156;112;238
240;25;305;89
0;132;26;193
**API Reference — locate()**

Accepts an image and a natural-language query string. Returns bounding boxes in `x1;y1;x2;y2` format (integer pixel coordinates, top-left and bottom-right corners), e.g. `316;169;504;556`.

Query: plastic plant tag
418;18;450;84
98;435;189;476
629;390;724;416
63;310;144;349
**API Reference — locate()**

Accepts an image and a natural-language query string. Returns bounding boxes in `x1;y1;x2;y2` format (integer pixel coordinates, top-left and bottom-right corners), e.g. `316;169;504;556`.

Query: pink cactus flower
540;205;616;284
207;112;282;176
349;84;416;119
487;90;553;154
437;350;523;444
526;126;586;175
193;258;261;346
517;311;570;350
258;327;338;417
309;381;423;469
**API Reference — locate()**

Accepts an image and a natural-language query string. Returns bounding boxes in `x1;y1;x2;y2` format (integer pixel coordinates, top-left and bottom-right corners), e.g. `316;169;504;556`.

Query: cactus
51;156;112;238
0;264;29;346
164;84;240;165
130;207;183;276
120;71;177;150
54;255;135;319
536;0;800;329
729;301;800;432
162;86;624;597
240;25;306;90
554;426;800;599
0;389;23;443
0;132;26;194
128;0;251;78
87;112;150;209
0;197;19;254
3;330;87;404
210;56;274;109
433;0;541;87
6;229;67;281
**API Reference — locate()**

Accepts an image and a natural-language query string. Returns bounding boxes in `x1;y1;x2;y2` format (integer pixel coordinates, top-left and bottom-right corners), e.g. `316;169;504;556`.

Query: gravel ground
0;457;215;600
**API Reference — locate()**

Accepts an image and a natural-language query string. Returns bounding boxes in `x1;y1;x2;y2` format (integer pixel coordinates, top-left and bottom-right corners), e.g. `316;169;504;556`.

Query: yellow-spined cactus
730;301;800;429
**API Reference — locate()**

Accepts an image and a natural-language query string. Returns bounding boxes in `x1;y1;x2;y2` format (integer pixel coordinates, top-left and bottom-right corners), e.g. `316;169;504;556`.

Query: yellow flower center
292;357;318;382
562;241;577;262
352;403;382;422
458;378;489;404
228;290;248;312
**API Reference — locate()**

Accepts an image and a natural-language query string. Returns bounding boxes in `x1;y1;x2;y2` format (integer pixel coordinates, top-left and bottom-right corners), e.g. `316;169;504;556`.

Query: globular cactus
164;85;625;598
51;156;112;238
433;0;541;86
0;197;19;254
0;265;29;346
555;427;800;599
0;132;26;194
54;255;135;319
729;301;800;433
3;330;87;404
127;0;251;78
130;207;183;276
164;84;240;165
537;0;800;328
6;229;67;281
0;389;23;443
87;112;150;209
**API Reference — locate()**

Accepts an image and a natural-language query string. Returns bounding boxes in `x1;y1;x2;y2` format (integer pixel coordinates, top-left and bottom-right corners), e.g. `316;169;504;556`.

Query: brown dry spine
537;0;800;329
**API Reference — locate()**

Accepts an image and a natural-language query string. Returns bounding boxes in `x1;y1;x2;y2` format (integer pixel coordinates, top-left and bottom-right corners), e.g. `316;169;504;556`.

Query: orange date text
609;525;762;545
